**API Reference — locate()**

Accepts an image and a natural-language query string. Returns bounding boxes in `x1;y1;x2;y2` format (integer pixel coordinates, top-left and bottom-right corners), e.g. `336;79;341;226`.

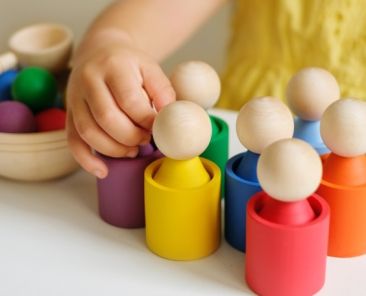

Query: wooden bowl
0;129;79;181
8;23;73;72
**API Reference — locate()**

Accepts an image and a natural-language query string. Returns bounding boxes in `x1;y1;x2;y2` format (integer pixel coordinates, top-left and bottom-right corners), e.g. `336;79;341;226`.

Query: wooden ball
152;101;211;160
35;108;66;132
0;69;18;101
170;61;221;109
0;101;36;133
320;98;366;157
236;96;294;153
257;139;322;202
12;67;57;112
286;67;340;120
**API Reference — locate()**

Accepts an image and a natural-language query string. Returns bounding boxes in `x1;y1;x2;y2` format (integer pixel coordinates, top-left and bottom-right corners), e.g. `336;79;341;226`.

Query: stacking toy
144;101;221;260
286;67;340;155
225;96;294;252
97;144;162;228
317;98;366;257
9;23;73;72
35;108;66;132
0;52;18;74
246;139;329;296
0;101;36;133
12;67;57;112
171;61;229;195
0;69;18;101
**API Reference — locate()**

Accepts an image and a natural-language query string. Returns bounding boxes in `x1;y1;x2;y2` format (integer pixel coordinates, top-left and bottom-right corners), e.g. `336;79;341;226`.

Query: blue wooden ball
0;69;18;101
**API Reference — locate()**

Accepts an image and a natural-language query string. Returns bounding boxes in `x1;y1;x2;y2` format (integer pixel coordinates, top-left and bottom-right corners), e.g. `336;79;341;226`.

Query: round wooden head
236;96;294;154
152;101;211;160
286;67;340;121
170;61;221;109
320;98;366;157
257;139;322;202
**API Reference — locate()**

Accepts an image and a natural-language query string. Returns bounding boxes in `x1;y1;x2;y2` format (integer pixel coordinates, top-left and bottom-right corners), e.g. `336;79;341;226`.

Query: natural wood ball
257;138;322;202
236;96;294;153
152;101;211;160
170;61;221;109
320;98;366;157
286;67;340;121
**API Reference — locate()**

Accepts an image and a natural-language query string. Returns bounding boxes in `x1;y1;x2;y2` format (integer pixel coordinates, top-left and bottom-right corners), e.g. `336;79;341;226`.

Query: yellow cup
144;157;221;260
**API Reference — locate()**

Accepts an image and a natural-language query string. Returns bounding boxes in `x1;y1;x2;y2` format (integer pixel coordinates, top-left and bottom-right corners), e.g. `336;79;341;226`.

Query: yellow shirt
218;0;366;110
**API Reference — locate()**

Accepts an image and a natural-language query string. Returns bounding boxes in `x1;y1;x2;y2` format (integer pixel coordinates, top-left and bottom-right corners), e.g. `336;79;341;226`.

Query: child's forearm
74;0;227;63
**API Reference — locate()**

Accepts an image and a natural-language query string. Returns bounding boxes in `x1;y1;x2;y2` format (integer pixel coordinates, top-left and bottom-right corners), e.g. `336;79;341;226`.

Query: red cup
246;192;330;296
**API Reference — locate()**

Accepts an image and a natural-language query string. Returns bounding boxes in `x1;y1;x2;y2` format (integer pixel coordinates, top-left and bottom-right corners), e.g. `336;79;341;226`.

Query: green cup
201;115;229;196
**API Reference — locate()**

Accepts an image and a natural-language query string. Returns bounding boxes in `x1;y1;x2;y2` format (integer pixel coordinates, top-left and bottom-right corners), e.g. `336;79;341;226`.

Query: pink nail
94;169;106;179
127;151;138;158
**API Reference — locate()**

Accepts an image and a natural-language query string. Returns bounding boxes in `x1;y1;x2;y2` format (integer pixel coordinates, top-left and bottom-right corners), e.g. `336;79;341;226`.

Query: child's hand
66;39;175;179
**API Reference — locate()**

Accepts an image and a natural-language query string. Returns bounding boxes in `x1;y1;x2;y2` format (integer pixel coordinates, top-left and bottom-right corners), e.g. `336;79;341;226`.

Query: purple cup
97;145;162;228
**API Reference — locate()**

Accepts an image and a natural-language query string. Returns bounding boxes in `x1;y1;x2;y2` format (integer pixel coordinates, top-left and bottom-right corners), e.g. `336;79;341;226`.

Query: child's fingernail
94;169;106;179
127;150;138;158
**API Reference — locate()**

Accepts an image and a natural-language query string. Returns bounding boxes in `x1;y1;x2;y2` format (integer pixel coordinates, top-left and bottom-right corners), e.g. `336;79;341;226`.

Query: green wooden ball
11;67;57;112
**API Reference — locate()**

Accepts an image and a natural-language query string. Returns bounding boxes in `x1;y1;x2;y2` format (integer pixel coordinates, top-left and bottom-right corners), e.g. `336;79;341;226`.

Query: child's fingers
66;111;108;179
106;67;156;130
72;97;139;157
142;63;176;111
83;77;151;146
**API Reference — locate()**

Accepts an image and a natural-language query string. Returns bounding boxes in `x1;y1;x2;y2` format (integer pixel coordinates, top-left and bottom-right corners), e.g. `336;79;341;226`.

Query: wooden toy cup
317;98;366;257
317;154;366;257
225;96;294;252
144;98;220;260
201;115;229;196
9;23;73;72
225;152;261;252
245;138;329;296
144;157;221;260
246;192;330;296
97;148;162;228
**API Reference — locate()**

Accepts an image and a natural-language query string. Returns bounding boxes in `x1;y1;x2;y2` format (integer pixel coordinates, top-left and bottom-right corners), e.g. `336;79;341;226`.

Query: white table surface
1;109;365;296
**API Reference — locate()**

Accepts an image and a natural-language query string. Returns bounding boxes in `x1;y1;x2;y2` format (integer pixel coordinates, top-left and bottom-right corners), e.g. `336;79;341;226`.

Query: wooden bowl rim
0;129;66;144
9;23;73;55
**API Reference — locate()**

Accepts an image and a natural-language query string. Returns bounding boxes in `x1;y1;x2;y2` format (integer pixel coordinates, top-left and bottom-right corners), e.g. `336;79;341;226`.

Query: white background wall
0;0;231;74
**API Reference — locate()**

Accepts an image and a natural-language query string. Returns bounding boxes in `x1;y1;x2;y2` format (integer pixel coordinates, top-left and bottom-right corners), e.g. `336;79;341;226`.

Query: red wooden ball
35;108;66;132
